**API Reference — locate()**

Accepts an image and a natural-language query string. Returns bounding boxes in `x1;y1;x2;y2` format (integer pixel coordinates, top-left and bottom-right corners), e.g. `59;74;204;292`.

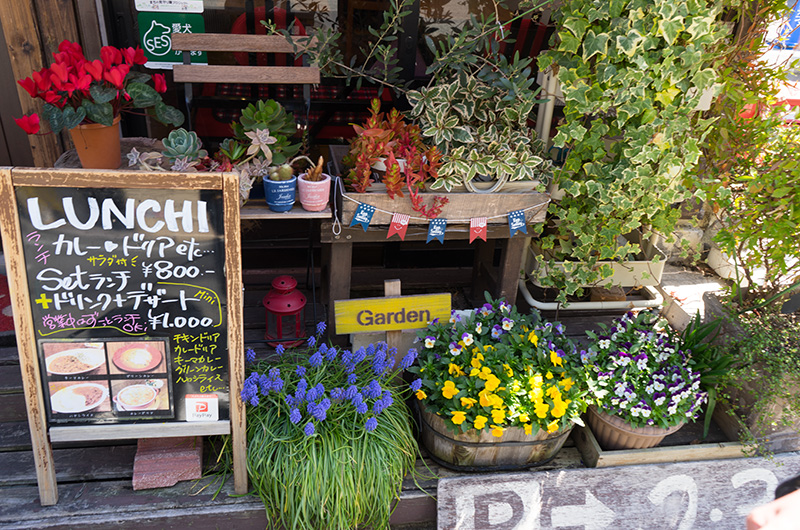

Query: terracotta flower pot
297;173;331;211
69;116;122;169
586;405;683;450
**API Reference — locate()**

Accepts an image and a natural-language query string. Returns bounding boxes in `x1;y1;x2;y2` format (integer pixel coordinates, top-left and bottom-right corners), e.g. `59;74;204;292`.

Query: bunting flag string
333;177;550;243
387;213;410;240
470;217;488;243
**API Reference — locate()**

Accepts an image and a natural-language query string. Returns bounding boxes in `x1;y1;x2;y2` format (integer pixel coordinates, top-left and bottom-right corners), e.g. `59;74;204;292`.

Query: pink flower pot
297;173;331;212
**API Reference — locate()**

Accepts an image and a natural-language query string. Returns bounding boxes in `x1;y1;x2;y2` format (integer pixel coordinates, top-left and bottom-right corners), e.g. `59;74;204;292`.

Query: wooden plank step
0;346;19;365
0;421;30;452
0;364;22;394
0;474;436;529
0;446;136;487
0;393;27;422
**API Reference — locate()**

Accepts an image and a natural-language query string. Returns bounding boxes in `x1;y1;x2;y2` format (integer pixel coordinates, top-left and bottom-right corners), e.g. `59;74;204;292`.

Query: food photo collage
41;339;174;423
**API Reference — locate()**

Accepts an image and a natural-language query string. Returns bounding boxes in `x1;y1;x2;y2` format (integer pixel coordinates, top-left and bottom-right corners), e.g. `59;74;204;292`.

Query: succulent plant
268;164;295;181
231;100;301;165
161;128;207;164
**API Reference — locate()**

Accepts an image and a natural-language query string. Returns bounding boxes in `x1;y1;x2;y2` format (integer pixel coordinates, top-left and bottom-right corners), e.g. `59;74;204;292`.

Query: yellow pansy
524;423;533;436
518;413;530;423
559;377;575;391
534;401;550;419
479;389;493;408
491;425;505;438
416;389;427;400
451;410;467;425
470;368;480;377
547;419;560;433
528;330;539;347
473;415;488;430
483;344;495;352
503;363;514;377
485;374;501;392
442;380;459;399
478;366;492;380
491;409;506;423
550;350;563;367
511;381;522;393
529;387;544;400
551;398;568;418
546;385;562;400
474;352;485;361
530;374;544;387
448;363;465;376
471;357;482;369
460;397;477;409
490;393;503;408
545;371;553;380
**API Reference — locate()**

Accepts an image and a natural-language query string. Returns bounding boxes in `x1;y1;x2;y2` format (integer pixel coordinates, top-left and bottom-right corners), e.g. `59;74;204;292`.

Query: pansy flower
424;336;436;348
491;324;503;339
502;317;514;331
473;415;488;430
449;342;462;356
450;410;467;425
442;380;459;399
461;332;474;346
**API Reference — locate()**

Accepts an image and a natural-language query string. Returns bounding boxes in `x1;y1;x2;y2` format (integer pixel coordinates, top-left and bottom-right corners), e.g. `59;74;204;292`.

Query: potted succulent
582;310;707;450
15;39;183;169
263;162;297;212
343;99;447;218
238;328;419;529
296;155;332;212
408;294;589;469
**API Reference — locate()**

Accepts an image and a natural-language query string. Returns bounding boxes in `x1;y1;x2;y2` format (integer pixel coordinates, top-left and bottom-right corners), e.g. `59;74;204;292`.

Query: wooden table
321;189;549;338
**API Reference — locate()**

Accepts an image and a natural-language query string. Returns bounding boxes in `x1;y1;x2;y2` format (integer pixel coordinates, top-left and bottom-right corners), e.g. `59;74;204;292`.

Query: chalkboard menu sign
0;168;247;506
15;186;229;425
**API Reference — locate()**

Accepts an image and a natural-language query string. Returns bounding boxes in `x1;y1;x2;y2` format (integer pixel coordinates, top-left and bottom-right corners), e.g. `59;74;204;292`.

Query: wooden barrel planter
419;407;572;471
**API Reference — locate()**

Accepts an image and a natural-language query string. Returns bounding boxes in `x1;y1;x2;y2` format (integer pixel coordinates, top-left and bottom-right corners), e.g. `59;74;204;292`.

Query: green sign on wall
137;12;207;69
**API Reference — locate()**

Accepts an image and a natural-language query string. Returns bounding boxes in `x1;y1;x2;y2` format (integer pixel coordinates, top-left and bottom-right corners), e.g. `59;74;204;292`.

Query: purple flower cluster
240;335;404;437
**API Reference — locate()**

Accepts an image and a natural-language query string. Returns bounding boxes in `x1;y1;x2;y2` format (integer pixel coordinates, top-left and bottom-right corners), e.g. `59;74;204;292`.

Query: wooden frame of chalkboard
0;167;246;506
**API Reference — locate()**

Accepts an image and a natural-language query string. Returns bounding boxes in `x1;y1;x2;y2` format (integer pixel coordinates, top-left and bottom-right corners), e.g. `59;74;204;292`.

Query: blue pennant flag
349;203;375;231
508;210;528;237
427;218;447;244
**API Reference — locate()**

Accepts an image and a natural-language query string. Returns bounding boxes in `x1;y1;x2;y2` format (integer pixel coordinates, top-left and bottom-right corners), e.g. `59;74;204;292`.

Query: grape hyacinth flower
316;321;327;335
309;351;323;368
400;349;417;370
304;422;315;436
245;348;256;363
290;408;302;424
365;417;378;431
307;335;317;348
410;378;422;392
275;344;285;356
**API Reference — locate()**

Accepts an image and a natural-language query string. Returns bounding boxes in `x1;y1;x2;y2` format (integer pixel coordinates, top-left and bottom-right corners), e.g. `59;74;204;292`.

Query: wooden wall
0;0;103;167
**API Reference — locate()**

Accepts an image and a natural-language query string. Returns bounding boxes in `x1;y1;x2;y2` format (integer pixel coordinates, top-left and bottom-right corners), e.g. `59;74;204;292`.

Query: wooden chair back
170;33;320;131
171;33;320;85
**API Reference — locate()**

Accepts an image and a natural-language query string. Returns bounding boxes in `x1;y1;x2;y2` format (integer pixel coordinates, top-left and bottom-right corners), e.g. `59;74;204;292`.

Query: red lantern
262;275;307;348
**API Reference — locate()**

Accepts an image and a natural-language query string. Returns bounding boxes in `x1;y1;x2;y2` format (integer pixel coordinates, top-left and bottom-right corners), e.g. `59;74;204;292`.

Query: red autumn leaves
14;39;166;135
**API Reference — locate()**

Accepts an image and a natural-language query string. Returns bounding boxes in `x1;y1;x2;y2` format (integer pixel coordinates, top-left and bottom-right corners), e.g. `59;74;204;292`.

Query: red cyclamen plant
15;40;183;135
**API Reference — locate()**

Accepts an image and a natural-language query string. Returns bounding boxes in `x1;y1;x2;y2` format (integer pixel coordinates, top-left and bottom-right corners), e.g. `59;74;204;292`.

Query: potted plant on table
408;294;589;469
344;98;447;218
238;328;420;529
297;155;332;212
15;39;184;169
583;310;707;450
